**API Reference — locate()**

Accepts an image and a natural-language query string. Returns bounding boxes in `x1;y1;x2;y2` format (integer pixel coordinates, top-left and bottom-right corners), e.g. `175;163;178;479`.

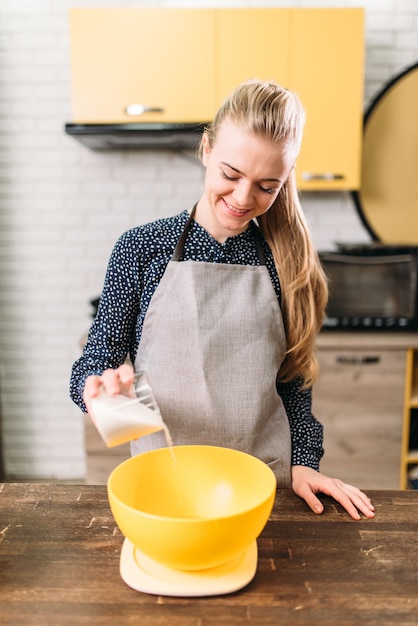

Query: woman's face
197;119;297;242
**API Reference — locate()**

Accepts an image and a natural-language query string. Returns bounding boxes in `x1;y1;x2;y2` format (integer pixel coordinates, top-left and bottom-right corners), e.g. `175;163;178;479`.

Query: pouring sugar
91;391;166;448
90;370;176;462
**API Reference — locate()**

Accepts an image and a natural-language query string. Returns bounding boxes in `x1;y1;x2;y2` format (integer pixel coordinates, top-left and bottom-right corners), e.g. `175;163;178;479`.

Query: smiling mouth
223;199;251;215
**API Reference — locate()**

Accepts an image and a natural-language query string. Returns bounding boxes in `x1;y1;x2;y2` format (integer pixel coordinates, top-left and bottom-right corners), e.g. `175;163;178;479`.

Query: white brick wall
0;0;417;480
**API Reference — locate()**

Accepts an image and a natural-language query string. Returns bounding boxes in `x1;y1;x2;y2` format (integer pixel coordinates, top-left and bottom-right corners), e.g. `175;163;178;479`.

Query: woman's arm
277;378;324;470
69;231;141;412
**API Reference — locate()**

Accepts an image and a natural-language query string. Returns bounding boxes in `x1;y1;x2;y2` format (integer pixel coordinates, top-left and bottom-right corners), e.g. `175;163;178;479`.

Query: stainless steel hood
64;122;208;151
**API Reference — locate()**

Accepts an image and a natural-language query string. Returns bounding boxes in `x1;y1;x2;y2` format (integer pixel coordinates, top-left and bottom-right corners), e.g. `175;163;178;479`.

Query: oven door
319;251;418;330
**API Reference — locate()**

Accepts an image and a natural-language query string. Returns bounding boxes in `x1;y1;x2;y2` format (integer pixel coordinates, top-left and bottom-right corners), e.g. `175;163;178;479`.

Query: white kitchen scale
119;537;258;597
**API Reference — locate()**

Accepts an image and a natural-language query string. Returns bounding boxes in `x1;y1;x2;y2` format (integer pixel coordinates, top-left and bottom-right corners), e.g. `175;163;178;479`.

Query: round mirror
352;62;418;243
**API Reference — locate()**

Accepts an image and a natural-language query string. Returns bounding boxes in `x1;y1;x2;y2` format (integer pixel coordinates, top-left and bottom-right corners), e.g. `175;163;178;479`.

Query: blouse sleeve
69;231;141;412
277;377;324;471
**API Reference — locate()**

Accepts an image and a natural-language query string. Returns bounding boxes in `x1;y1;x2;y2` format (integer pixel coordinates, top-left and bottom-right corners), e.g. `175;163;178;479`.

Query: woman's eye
220;169;277;195
221;170;237;181
258;185;275;194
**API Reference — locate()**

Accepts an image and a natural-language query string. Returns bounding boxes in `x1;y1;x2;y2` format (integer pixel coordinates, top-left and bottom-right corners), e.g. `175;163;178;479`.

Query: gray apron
132;209;291;486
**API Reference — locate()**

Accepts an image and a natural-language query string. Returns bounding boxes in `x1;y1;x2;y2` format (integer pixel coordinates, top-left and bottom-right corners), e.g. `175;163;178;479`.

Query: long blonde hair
202;79;328;387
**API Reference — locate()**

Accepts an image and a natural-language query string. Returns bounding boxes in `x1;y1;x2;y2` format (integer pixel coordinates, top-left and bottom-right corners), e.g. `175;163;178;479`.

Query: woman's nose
232;180;253;207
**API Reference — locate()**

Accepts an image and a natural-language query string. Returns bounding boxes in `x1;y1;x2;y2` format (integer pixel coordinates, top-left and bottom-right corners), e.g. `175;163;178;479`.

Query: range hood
64;122;208;151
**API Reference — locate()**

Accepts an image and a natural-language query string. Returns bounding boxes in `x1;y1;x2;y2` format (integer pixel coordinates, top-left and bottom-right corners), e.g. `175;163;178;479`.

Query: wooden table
1;484;417;625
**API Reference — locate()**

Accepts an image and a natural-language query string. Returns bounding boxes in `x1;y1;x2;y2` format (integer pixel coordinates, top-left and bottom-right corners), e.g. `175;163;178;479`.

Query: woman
70;79;374;520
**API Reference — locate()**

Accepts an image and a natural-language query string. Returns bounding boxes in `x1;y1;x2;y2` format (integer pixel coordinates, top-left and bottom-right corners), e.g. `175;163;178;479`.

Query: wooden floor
84;412;403;490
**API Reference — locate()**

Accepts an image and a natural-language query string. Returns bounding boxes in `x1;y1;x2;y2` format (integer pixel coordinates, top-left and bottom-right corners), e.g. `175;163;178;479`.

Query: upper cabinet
69;8;216;124
217;9;290;102
68;7;365;190
290;9;365;190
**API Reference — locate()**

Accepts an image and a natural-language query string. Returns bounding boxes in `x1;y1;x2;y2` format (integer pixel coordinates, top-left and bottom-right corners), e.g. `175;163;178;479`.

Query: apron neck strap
172;204;266;265
171;206;197;262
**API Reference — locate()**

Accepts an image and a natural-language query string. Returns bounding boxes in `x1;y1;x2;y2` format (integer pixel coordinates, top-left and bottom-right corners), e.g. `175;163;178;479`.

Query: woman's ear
201;132;211;167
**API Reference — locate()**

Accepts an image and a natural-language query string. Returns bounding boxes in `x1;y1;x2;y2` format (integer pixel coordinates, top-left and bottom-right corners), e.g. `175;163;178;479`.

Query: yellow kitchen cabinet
69;8;216;124
216;8;364;190
217;9;290;103
290;8;365;190
400;348;418;489
68;8;365;190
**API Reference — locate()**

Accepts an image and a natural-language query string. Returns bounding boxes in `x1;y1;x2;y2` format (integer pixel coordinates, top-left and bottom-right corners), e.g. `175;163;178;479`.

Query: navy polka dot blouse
70;210;323;469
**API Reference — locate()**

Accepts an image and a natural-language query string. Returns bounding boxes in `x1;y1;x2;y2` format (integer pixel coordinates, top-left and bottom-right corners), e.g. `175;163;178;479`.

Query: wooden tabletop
1;484;418;625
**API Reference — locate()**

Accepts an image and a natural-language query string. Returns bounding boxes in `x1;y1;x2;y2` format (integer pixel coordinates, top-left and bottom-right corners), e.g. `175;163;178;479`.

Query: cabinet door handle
125;104;165;116
335;356;380;365
302;172;345;181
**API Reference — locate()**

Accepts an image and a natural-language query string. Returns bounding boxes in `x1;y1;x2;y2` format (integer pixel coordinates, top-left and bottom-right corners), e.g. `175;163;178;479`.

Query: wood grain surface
1;484;417;625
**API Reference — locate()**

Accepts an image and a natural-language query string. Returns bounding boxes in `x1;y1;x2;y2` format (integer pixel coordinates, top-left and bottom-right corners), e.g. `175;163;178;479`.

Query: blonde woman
71;79;374;521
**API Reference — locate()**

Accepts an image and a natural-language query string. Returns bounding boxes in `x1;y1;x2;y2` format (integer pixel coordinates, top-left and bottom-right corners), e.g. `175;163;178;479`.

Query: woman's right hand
83;363;135;425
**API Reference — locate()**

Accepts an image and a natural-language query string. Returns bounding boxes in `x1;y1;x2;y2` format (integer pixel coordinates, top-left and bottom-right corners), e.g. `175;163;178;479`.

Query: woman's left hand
291;465;375;520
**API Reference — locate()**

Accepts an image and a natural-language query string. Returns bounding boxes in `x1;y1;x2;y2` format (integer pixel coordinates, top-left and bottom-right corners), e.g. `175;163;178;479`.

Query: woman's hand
291;465;375;520
83;363;135;425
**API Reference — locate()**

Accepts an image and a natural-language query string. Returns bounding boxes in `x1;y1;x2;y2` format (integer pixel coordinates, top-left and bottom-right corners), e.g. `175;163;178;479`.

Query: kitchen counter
316;330;418;350
1;484;418;624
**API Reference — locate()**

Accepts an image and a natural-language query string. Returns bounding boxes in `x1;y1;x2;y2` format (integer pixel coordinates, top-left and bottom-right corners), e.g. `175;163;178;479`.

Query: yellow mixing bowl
107;445;276;571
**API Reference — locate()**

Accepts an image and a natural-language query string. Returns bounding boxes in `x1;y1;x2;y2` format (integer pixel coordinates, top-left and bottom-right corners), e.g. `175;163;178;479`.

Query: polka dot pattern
70;209;323;469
